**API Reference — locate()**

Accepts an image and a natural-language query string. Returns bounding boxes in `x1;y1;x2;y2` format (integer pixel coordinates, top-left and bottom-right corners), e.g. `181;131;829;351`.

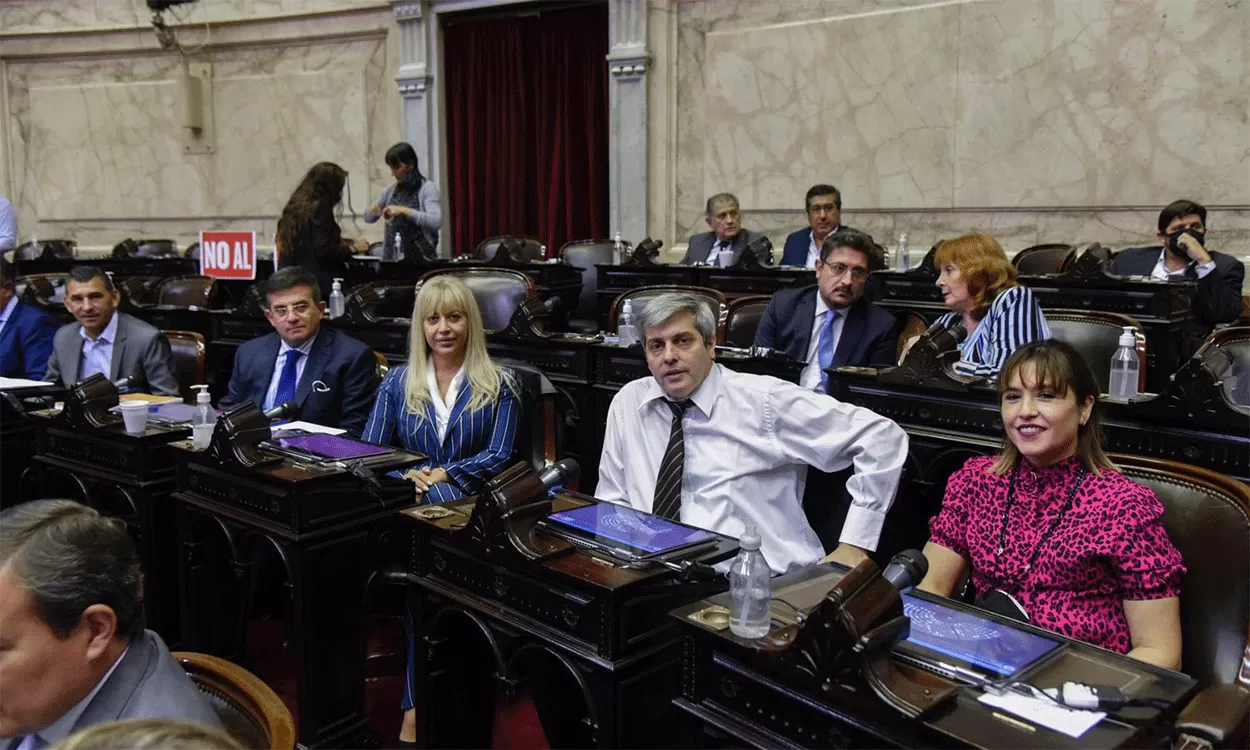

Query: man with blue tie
222;267;378;436
755;229;899;390
43;267;179;395
0;258;57;380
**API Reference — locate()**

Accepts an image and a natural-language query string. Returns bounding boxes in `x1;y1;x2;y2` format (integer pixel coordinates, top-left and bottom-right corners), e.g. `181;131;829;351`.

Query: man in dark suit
222;266;378;435
0;258;57;380
756;229;898;391
0;500;221;749
1109;199;1245;357
780;184;852;268
43;267;179;395
681;193;765;266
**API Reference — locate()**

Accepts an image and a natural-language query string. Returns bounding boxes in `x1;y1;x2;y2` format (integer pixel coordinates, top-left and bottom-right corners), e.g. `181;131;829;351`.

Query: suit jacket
0;299;58;379
681;229;765;266
361;364;520;504
0;630;222;749
1110;246;1245;356
44;312;179;396
780;225;860;267
221;326;379;437
754;285;899;368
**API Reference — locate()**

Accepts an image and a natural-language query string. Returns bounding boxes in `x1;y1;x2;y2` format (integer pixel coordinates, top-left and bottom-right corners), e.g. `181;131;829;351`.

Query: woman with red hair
933;233;1050;377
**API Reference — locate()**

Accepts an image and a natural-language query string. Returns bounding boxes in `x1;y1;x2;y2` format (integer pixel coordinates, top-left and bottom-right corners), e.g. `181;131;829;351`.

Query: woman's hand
351;237;372;254
382;205;411;220
404;467;450;496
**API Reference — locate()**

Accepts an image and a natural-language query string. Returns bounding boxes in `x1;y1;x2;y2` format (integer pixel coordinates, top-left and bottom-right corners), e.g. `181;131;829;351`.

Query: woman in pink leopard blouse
918;340;1185;669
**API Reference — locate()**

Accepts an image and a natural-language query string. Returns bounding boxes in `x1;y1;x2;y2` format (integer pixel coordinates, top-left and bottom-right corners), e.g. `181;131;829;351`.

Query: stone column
392;1;432;174
607;0;650;244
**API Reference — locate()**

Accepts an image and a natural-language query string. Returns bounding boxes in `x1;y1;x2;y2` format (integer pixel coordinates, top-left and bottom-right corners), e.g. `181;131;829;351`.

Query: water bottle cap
1119;326;1135;347
739;524;761;550
622;299;633;313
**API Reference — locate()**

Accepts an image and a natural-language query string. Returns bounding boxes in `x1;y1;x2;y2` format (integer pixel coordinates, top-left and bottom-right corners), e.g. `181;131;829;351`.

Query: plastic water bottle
328;278;345;319
613;231;624;264
618;299;638;347
1109;326;1140;400
895;232;910;271
191;385;217;450
729;524;772;639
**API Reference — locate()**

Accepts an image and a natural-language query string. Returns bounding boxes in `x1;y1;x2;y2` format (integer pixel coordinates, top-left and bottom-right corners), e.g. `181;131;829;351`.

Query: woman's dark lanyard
989;461;1087;592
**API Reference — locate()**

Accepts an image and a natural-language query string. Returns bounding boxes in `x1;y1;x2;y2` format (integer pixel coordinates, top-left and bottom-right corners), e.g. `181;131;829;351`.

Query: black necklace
991;460;1087;591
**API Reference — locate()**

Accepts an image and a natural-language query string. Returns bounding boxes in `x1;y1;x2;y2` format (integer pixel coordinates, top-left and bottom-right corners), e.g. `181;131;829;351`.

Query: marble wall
0;0;400;253
649;0;1250;262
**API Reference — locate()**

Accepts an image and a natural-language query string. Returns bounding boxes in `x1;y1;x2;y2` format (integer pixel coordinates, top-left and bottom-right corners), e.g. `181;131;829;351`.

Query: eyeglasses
807;203;838;215
269;301;315;319
819;261;869;281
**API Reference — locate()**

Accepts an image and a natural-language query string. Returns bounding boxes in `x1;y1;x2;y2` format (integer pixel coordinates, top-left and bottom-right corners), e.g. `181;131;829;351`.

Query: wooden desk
672;565;1196;749
0;383;62;508
173;441;421;749
400;491;738;748
26;398;192;643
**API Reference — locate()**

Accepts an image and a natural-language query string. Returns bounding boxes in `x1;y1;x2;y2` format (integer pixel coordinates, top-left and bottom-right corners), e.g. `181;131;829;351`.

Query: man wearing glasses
780;185;851;269
755;229;900;391
222;267;378;435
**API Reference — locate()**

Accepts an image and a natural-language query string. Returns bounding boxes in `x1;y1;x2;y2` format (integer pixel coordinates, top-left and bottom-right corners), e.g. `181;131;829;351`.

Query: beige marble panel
954;0;1250;207
0;0;387;33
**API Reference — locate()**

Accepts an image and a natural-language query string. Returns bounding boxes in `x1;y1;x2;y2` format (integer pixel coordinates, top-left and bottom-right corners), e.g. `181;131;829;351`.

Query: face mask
1166;227;1205;255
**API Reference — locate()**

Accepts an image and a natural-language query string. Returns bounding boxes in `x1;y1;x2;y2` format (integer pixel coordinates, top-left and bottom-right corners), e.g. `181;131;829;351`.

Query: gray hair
704;193;739;218
635;293;717;345
0;500;144;641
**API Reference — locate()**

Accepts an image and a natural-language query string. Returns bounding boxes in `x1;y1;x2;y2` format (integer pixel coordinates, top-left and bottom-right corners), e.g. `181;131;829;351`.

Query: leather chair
496;359;562;474
14;239;76;262
119;276;164;307
174;651;296;750
113;238;179;259
1045;309;1146;393
607;285;727;334
163;330;206;400
158;276;218;308
894;312;931;366
16;273;67;308
373;349;390;380
415;267;537;333
722;295;770;348
1111;455;1250;748
475;235;545;262
184;242;201;261
561;239;624;333
1012;243;1074;275
1196;326;1250;407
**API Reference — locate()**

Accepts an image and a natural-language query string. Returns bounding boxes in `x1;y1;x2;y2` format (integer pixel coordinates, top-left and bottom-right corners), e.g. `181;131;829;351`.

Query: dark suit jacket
0;299;57;379
0;630;221;749
1110;247;1245;355
681;229;765;266
44;312;179;395
754;285;898;368
222;326;379;436
780;225;857;267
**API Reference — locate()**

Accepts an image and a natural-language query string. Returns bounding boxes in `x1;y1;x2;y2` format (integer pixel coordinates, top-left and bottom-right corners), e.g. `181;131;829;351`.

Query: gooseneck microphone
112;375;136;391
264;401;297;420
881;548;929;593
538;458;581;492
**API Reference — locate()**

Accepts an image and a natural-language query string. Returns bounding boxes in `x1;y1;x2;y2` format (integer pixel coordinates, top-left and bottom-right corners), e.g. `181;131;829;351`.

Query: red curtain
444;3;609;257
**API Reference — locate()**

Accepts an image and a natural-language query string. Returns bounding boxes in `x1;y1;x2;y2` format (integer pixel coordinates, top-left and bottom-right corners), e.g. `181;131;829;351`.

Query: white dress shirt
799;294;847;391
804;225;842;269
14;646;128;749
425;358;466;443
0;294;17;339
595;364;908;574
263;332;318;411
78;312;119;381
1150;247;1215;281
704;239;730;264
0;196;16;252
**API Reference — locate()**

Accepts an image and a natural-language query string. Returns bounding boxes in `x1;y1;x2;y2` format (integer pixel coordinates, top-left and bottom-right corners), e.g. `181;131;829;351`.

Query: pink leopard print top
930;455;1185;654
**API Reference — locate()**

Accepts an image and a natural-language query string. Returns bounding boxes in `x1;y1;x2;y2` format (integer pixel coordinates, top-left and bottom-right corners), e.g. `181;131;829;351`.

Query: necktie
652;399;695;520
274;349;303;409
17;734;44;750
817;309;839;392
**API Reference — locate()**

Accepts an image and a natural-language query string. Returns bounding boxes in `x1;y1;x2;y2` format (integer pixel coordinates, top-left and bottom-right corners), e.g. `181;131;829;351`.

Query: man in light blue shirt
0;196;16;253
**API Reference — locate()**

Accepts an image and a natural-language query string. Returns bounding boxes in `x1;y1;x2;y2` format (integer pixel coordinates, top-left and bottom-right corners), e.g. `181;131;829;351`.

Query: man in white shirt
0;501;221;749
595;292;908;573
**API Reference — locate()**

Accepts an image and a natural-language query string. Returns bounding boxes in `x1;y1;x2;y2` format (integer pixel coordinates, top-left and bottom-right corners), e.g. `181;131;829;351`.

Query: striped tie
652;399;694;520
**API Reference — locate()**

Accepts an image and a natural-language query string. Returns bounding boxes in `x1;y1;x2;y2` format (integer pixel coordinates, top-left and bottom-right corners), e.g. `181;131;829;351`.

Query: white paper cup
119;401;150;434
717;250;734;267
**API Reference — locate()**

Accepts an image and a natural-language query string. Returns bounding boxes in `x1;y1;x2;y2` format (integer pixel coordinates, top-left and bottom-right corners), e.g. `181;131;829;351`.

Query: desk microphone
881;548;929;593
538;458;580;492
112;375;136;392
265;401;297;420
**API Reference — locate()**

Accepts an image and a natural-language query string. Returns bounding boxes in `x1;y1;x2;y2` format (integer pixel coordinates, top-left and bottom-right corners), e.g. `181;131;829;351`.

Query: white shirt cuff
1194;261;1216;278
838;504;887;552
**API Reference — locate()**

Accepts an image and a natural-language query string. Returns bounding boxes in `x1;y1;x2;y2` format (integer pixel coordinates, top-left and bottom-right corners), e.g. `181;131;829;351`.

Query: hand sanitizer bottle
895;232;910;271
617;299;638;347
329;278;345;319
613;231;624;264
729;524;772;638
1109;326;1140;400
191;385;217;450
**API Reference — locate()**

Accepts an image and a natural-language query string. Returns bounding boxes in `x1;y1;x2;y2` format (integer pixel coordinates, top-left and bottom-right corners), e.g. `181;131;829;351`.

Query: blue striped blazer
935;285;1050;378
361;365;520;504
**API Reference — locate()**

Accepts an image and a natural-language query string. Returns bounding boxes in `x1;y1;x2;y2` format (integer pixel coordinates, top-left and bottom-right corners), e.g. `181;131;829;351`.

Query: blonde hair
404;275;512;415
49;718;242;750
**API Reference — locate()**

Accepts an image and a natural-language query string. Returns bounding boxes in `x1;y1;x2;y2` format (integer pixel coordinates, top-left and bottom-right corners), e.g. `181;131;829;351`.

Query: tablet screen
899;593;1062;679
274;434;391;461
546;503;716;555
